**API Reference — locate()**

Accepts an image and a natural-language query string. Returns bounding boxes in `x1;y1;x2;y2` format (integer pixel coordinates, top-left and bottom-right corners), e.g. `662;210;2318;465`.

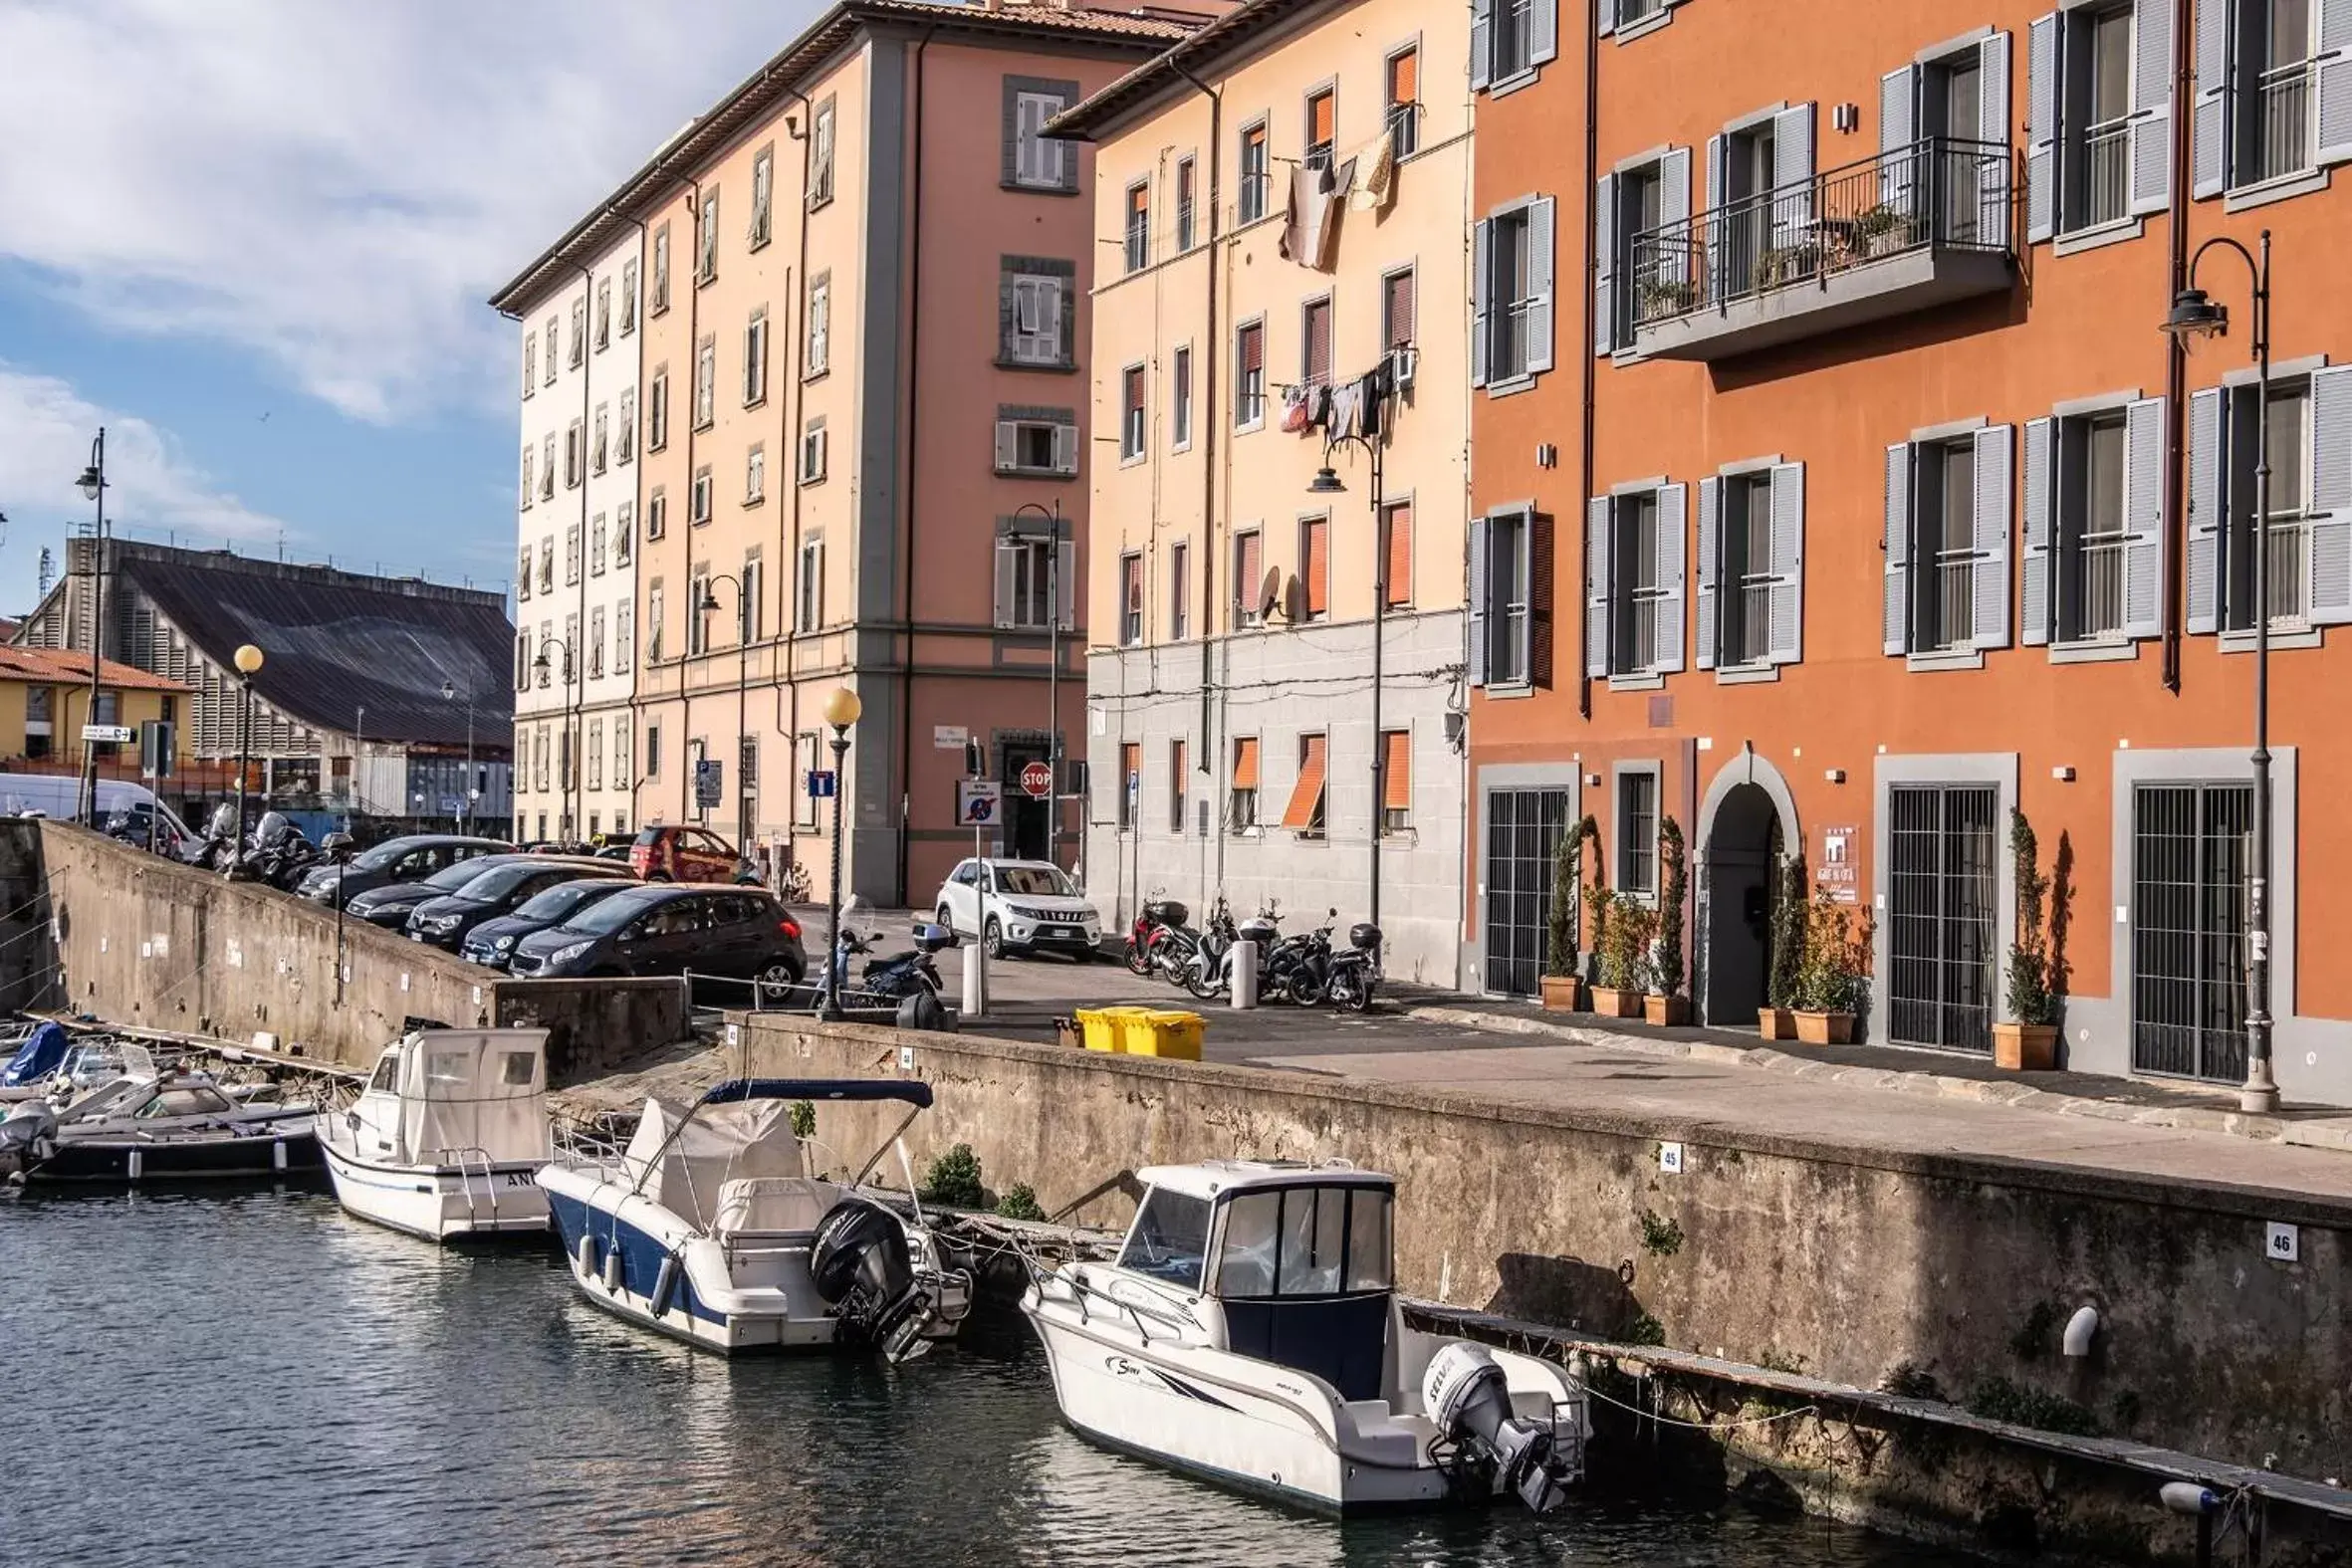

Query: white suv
933;858;1102;960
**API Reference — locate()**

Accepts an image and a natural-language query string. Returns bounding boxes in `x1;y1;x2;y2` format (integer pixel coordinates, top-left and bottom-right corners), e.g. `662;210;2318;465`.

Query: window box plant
1995;808;2061;1071
1644;816;1692;1025
1589;889;1652;1018
1792;891;1874;1045
1538;816;1590;1011
1759;852;1807;1039
1637;275;1699;320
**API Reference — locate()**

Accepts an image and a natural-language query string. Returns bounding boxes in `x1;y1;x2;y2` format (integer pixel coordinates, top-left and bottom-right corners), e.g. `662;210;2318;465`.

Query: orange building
1468;0;2352;1101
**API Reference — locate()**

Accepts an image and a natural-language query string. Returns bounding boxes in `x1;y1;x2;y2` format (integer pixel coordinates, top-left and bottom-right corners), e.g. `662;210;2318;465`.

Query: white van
0;773;194;842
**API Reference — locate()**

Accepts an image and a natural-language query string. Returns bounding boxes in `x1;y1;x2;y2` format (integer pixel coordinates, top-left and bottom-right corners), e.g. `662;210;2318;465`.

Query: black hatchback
460;877;639;969
298;833;513;907
506;884;808;1001
403;858;626;951
347;853;544;930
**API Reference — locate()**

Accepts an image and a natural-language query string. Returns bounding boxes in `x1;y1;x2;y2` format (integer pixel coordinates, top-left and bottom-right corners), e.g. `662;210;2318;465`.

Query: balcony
1628;137;2014;362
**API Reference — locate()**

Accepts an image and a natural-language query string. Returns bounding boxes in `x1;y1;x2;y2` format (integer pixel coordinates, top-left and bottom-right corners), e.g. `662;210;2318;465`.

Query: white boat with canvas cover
1024;1160;1587;1516
537;1078;973;1357
319;1029;554;1240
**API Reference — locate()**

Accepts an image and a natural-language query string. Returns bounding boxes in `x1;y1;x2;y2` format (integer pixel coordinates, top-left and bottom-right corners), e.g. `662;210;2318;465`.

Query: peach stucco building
1056;0;1476;982
493;0;1230;902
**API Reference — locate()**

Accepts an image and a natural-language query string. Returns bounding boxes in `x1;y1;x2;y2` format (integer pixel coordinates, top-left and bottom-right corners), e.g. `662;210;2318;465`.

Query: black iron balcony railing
1629;136;2012;331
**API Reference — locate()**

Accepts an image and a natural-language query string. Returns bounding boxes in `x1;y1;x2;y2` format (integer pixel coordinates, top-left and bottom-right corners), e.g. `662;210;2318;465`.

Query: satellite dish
1282;572;1305;623
1257;565;1282;619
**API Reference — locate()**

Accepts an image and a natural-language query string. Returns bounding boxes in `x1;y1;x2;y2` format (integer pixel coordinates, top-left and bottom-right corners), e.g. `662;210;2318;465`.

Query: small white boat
538;1077;974;1357
319;1029;555;1241
0;1052;321;1183
1024;1159;1588;1515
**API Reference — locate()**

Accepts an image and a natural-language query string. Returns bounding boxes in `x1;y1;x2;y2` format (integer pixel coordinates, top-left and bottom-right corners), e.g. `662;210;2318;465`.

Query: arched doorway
1704;784;1782;1025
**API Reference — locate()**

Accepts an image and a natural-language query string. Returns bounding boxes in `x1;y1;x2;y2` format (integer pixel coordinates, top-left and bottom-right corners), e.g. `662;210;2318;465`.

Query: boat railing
1054;1267;1199;1346
550;1114;631;1169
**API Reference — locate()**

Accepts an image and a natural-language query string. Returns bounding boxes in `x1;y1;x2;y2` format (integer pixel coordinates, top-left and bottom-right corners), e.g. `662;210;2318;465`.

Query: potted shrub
1591;893;1654;1017
1645;816;1692;1025
1539;820;1585;1010
1760;852;1807;1039
1792;891;1875;1045
1996;808;2062;1071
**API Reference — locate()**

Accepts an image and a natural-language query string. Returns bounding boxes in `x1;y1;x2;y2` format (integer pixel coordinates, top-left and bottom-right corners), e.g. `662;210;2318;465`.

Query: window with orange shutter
1386;48;1420;155
1118;743;1141;830
1383;269;1416;350
1170;739;1188;832
1281;734;1327;835
1380;502;1413;607
1306;88;1336;169
1302;297;1332;389
1237;321;1267;427
1378;729;1411;833
1233;530;1265;626
1299;517;1329;620
1231;737;1261;831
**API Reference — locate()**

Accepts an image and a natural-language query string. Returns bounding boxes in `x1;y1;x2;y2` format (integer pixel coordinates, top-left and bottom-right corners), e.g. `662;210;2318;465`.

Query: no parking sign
958;780;1004;827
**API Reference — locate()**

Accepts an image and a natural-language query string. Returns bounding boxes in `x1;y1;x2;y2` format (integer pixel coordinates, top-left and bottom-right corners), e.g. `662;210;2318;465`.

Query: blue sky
0;0;824;616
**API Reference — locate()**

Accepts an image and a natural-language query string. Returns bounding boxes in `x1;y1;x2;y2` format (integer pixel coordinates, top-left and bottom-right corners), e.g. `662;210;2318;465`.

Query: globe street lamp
1308;427;1389;931
1009;502;1065;866
232;643;265;868
698;574;755;864
820;685;862;1020
530;637;577;842
75;430;109;826
2161;228;2278;1113
442;679;475;833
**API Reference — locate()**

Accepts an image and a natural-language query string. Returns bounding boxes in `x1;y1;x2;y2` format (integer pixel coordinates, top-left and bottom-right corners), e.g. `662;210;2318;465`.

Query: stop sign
1020;761;1055;798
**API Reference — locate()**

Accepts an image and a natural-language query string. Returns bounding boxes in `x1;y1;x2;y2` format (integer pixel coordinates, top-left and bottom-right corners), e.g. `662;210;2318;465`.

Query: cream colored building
1057;0;1474;982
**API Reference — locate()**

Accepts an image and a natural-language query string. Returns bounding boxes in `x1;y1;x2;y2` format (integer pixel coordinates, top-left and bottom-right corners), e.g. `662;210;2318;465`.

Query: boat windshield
1115;1188;1214;1290
135;1085;235;1119
1213;1184;1393;1298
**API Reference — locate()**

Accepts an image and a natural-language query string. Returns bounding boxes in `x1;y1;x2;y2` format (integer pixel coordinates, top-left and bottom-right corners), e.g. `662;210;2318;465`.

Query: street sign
807;770;837;799
1020;760;1055;799
81;724;133;745
440;795;463;814
138;720;174;780
694;759;723;808
957;780;1004;826
739;735;759;791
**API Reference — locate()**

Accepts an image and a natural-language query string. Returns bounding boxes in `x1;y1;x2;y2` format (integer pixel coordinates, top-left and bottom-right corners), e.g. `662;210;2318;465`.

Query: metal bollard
1230;939;1259;1009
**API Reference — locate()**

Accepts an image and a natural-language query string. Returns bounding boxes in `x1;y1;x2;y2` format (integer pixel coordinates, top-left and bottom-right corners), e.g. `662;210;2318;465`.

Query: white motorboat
319;1029;555;1241
537;1077;974;1357
0;1053;321;1183
1024;1160;1588;1516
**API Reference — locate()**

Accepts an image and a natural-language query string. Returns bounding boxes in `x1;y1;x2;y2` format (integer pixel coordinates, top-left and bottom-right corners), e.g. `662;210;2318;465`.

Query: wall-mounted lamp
2052;765;2076;782
1824;769;1846;784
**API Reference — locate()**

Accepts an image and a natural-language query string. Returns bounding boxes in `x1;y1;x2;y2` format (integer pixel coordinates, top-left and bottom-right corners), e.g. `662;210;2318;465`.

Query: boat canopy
0;1022;68;1087
624;1095;806;1230
698;1078;934;1109
388;1029;552;1166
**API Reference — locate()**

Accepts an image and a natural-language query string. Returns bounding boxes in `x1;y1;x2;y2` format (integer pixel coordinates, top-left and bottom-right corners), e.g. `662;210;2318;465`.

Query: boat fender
649;1254;679;1318
127;1148;142;1183
601;1238;624;1291
575;1232;598;1278
273;1139;288;1172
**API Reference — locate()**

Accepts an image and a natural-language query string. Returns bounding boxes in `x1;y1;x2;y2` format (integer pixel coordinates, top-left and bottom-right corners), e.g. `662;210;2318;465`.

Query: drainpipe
1175;63;1222;897
780;85;816;888
895;25;941;905
1576;0;1601;723
680;176;704;826
574;259;595;841
2161;0;2193;695
618;207;650;838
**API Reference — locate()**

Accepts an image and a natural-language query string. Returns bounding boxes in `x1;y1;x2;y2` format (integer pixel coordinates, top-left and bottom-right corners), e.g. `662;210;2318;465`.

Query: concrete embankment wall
38;823;690;1079
731;1013;2346;1496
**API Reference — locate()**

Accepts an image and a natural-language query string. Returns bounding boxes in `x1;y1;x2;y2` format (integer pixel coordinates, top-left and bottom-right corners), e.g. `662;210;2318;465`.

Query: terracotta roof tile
0;646;191;694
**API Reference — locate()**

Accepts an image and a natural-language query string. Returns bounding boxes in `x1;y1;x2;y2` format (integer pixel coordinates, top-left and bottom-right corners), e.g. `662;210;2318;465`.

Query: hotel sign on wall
1817;824;1859;904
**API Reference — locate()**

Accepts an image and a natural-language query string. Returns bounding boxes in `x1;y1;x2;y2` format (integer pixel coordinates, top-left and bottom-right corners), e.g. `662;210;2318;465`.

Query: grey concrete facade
1083;607;1467;986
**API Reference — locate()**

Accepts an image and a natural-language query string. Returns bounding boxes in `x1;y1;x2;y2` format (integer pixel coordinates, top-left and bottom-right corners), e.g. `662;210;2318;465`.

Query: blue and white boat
538;1078;973;1357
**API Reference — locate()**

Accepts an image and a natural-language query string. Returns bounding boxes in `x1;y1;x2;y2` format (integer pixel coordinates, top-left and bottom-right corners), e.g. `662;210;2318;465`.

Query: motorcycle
1124;893;1190;979
1266;909;1339;1007
1190;901;1280;1002
1322;921;1383;1012
823;901;952;1008
1177;896;1238;1000
242;811;323;891
179;803;244;875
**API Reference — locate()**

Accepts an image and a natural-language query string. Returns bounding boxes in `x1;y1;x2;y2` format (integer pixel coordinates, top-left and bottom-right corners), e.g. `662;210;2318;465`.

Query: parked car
300;833;513;907
506;883;807;1000
628;823;741;882
931;857;1102;961
460;877;641;968
402;858;626;951
346;853;544;931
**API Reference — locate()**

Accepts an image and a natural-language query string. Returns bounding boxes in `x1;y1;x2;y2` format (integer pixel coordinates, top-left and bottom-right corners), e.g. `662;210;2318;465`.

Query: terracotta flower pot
1993;1021;2058;1071
1539;975;1585;1012
1758;1007;1796;1040
1588;985;1644;1018
1791;1009;1855;1045
1644;994;1692;1026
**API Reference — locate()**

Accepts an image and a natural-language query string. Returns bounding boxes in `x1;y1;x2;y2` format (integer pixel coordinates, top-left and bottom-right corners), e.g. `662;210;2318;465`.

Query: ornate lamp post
1309;432;1388;929
1009;501;1065;865
75;432;109;826
820;685;862;1020
529;637;577;842
232;643;265;866
698;573;755;863
441;680;476;833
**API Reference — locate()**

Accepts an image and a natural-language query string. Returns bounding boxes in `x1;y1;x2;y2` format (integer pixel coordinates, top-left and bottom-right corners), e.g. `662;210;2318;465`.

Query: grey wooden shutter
1586;498;1611;678
993;540;1019;629
1531;0;1558;69
1705;133;1727;302
2021;417;2054;646
2129;0;2173;213
2193;0;2230;197
1884;442;1913;655
2309;364;2352;623
1658;147;1691;292
2187;385;2226;633
1053;422;1078;477
2027;13;2060;241
1980;32;2014;220
1473;217;1495;384
1598;0;1618;38
995;420;1017;473
1770;104;1816;246
1471;0;1494;91
2123;396;2168;638
1973;424;2014;649
1769;461;1805;665
2318;0;2352;167
1525;198;1557;376
1593;175;1617;357
1881;65;1920;210
1468;515;1491;685
1058;540;1078;629
1655;483;1688;674
1695;477;1720;671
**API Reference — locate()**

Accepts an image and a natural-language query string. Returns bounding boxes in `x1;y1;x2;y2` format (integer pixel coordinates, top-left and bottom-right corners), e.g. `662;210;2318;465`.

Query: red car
628;823;741;882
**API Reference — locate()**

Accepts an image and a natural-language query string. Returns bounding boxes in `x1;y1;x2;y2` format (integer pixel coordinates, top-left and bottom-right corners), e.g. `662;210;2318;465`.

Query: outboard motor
1422;1342;1571;1513
0;1100;59;1183
810;1197;939;1362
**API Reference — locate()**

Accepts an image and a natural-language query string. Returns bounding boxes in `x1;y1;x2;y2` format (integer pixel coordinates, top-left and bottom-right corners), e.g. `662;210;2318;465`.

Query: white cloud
0;0;816;424
0;361;284;547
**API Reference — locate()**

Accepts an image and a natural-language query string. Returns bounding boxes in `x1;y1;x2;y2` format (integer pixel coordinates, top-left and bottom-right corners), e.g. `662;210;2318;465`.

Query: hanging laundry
1357;369;1385;439
1326;380;1363;441
1281;385;1312;434
1349;131;1396;214
1279;158;1354;271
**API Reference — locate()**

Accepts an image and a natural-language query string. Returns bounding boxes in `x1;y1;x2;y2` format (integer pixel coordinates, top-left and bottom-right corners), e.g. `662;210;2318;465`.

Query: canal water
7;1187;1989;1568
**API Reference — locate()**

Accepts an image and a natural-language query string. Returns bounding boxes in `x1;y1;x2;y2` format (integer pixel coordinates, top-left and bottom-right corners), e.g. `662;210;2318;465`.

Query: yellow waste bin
1130;1009;1205;1061
1076;1006;1148;1053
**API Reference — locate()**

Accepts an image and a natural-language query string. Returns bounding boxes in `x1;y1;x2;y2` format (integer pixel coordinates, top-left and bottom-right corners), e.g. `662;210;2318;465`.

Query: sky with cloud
0;0;824;613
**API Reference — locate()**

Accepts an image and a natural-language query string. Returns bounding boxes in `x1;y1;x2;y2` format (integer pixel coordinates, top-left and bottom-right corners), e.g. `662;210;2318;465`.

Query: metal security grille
1887;784;1998;1052
2132;784;2253;1083
1485;787;1573;998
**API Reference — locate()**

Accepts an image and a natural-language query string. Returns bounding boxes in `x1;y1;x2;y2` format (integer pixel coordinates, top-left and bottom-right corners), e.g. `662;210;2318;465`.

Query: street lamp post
2162;227;2278;1114
1309;434;1388;930
820;685;862;1020
1009;502;1066;866
75;432;109;827
698;574;755;866
232;643;265;870
442;680;476;833
529;637;577;844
